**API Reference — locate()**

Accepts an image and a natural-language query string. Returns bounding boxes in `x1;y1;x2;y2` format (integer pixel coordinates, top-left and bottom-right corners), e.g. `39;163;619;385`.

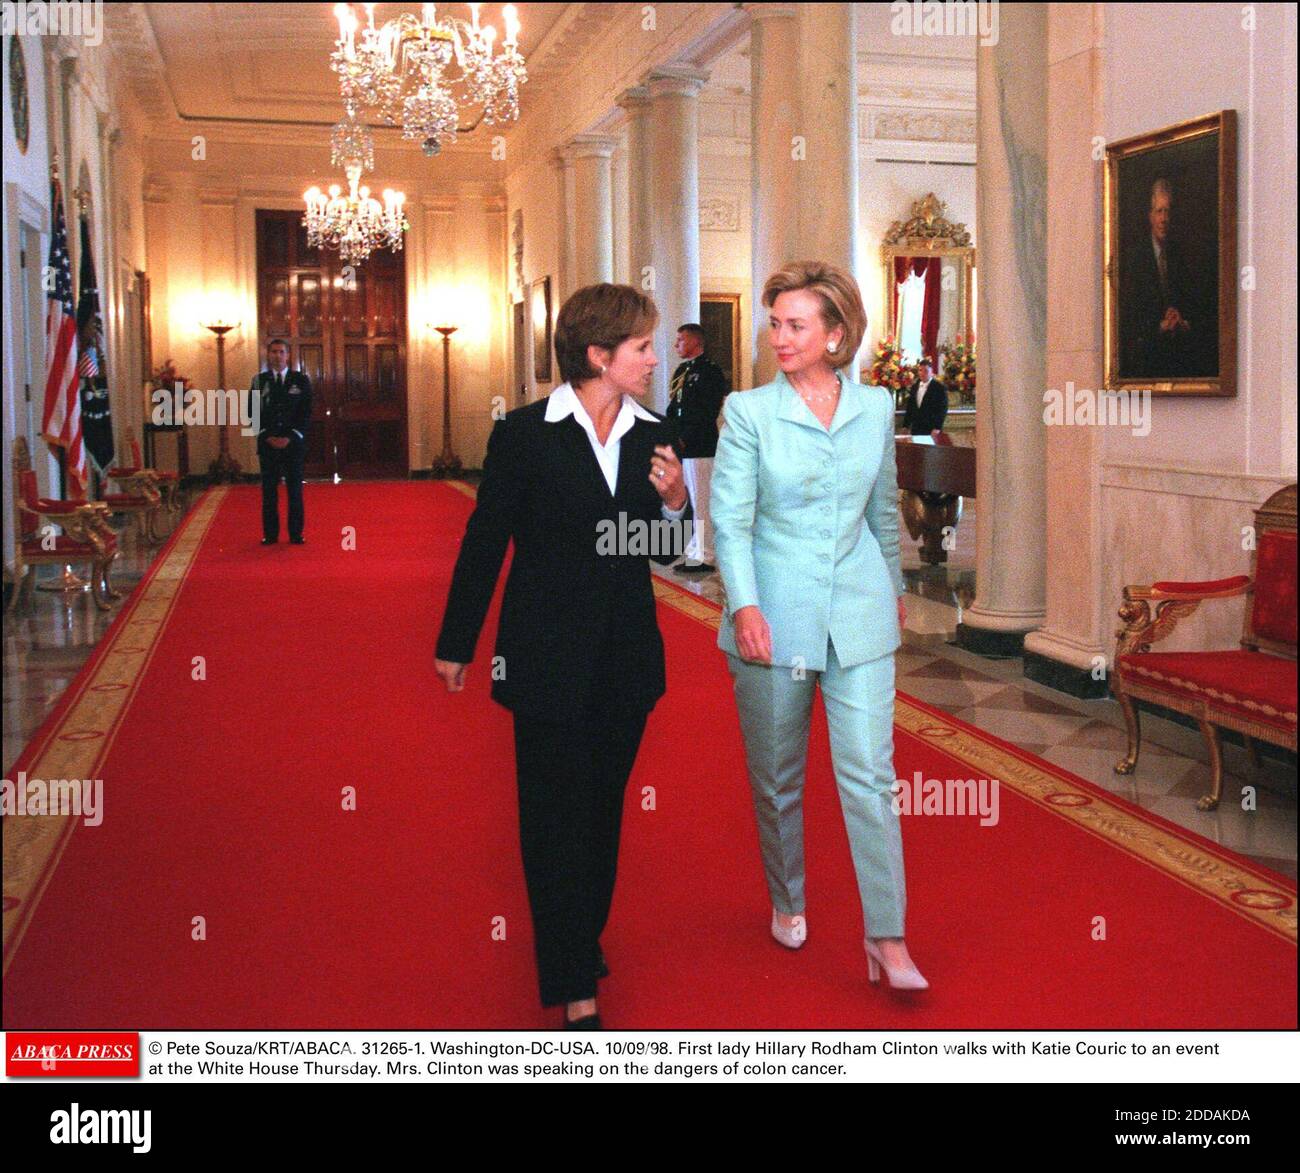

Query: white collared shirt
544;382;688;518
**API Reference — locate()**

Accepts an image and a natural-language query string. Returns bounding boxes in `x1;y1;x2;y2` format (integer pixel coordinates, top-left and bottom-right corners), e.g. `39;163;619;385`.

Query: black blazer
665;355;729;457
903;377;948;436
435;396;691;720
249;369;312;445
1121;236;1211;378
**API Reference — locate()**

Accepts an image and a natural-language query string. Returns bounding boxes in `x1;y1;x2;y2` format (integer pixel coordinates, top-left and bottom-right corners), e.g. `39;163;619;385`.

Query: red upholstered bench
1113;485;1298;810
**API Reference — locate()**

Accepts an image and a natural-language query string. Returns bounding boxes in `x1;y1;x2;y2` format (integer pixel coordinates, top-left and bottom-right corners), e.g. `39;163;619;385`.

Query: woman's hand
435;659;468;692
733;605;773;665
649;444;687;511
898;596;907;631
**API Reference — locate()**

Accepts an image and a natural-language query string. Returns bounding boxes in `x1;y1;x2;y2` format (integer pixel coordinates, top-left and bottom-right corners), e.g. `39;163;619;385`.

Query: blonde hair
761;260;866;370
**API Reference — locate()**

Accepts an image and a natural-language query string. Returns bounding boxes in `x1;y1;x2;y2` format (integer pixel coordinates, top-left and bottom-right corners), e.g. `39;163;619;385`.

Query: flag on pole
41;177;87;494
76;212;115;475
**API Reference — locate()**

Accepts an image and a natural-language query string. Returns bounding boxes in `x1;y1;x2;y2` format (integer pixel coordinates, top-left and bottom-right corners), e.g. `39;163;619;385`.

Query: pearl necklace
797;382;840;406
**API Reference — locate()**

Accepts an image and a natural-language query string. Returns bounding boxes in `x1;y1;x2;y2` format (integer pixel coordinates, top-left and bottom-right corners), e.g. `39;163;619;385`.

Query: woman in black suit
434;284;689;1029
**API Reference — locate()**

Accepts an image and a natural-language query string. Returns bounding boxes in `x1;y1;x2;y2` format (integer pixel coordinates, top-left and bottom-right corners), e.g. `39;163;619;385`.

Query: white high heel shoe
770;910;807;949
864;938;929;990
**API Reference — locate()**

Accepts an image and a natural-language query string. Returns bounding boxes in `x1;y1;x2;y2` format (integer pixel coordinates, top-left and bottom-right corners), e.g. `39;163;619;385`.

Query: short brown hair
554;284;659;385
761;260;866;370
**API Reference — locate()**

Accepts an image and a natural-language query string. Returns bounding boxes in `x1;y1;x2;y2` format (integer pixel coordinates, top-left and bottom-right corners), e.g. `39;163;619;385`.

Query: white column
958;2;1049;655
747;3;799;387
795;3;860;320
646;66;708;411
549;147;576;303
617;86;653;295
611;138;630;285
561;135;617;287
1021;3;1108;693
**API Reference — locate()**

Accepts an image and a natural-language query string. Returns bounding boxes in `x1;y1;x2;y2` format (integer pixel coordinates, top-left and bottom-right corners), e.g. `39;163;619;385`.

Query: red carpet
3;481;1295;1029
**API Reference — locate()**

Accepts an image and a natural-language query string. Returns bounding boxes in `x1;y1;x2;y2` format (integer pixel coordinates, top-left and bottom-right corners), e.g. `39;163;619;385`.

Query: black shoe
564;1013;602;1030
596;947;609;980
289;536;305;545
261;537;277;545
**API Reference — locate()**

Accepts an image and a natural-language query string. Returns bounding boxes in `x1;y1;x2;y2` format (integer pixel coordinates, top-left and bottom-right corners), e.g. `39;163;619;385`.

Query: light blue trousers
728;640;905;937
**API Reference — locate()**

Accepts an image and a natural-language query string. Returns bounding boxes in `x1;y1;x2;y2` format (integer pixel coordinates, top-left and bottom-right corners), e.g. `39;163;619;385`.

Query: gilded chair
1113;485;1298;810
106;426;183;516
8;437;120;612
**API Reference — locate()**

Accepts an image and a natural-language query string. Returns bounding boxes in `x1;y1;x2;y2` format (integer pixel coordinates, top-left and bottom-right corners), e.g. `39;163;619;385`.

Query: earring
827;341;839;353
599;364;607;375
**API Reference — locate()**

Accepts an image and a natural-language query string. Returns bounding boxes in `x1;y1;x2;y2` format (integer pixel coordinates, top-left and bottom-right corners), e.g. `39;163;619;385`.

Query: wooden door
255;210;408;478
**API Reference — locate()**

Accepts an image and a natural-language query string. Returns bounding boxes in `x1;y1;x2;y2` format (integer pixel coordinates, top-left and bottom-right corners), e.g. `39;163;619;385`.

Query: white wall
1099;2;1296;653
504;143;563;402
1101;1;1297;479
1031;2;1296;672
3;33;53;574
860;158;976;354
142;136;508;472
3;33;149;579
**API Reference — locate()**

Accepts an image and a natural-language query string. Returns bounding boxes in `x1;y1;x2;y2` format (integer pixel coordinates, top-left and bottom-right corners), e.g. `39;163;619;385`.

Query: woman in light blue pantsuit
712;260;928;991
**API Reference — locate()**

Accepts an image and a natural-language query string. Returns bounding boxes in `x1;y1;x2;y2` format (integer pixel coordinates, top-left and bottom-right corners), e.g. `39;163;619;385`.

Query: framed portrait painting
1104;110;1236;396
530;277;552;384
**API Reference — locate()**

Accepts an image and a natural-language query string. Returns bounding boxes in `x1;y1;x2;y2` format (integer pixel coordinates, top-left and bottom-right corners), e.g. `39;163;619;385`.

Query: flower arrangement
869;336;919;393
149;358;191;390
938;336;976;403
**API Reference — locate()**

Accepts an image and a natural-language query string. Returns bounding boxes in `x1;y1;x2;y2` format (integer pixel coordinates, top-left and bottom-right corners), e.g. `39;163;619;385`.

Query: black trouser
258;439;304;541
512;703;649;1007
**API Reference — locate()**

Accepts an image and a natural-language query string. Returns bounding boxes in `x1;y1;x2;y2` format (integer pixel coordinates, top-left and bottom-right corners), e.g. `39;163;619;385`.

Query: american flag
77;345;99;379
41;177;87;493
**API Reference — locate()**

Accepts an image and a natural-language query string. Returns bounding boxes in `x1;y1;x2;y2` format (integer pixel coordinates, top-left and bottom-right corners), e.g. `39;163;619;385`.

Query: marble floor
663;499;1298;880
4;514;161;779
4;495;1296;879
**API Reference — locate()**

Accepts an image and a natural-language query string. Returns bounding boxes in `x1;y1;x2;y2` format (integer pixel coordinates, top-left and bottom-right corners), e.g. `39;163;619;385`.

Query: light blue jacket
711;370;905;670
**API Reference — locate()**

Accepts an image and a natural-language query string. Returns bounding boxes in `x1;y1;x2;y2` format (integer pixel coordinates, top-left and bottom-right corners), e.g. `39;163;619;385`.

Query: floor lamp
431;324;461;477
204;318;241;482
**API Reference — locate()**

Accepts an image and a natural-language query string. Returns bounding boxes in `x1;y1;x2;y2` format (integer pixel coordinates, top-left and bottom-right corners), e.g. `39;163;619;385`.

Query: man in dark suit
434;283;691;1029
1121;177;1209;378
665;322;729;573
249;339;312;544
903;359;948;436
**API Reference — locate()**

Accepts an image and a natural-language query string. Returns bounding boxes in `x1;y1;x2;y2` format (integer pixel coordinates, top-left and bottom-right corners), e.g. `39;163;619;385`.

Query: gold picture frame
530;277;552;384
880;193;976;351
1104;110;1237;397
699;293;741;392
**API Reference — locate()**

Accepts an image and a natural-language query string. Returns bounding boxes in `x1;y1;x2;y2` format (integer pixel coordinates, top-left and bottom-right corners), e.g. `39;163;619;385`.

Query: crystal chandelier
303;164;409;264
331;3;527;157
